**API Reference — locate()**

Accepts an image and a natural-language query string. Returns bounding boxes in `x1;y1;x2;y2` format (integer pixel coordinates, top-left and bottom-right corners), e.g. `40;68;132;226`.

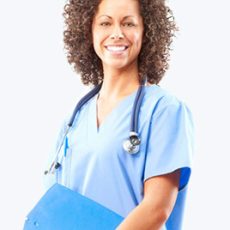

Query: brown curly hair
63;0;177;86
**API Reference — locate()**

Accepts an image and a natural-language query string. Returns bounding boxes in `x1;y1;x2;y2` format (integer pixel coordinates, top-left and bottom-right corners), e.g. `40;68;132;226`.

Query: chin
103;58;136;71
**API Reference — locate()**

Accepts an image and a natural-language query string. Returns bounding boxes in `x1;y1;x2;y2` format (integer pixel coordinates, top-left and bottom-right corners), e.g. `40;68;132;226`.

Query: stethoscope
44;82;145;175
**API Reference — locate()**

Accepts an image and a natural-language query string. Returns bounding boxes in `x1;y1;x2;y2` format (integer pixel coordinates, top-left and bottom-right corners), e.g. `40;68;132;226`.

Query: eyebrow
97;15;135;20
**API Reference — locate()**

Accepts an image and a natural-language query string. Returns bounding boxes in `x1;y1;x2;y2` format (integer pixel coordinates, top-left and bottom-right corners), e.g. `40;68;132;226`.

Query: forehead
95;0;141;17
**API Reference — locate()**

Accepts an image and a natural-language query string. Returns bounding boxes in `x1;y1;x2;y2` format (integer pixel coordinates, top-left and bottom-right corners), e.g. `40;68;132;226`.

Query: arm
116;169;180;230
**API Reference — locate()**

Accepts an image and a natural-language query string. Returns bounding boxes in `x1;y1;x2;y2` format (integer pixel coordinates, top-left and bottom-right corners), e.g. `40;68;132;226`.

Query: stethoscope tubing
68;84;102;127
45;81;145;175
131;84;145;133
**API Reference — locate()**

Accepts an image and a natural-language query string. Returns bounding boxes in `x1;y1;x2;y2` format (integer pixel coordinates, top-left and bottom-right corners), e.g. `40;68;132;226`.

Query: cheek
132;31;143;49
92;35;101;55
92;30;107;50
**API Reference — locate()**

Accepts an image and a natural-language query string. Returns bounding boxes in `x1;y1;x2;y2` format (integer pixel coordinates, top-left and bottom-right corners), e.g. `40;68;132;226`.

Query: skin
92;0;180;229
92;0;144;127
92;0;143;74
116;170;180;230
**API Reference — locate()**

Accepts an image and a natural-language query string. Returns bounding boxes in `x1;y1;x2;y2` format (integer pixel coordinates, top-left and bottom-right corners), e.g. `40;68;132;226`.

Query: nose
109;24;124;40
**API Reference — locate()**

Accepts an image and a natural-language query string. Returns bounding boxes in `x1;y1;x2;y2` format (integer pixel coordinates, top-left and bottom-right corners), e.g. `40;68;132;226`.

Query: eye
100;22;111;26
123;22;136;27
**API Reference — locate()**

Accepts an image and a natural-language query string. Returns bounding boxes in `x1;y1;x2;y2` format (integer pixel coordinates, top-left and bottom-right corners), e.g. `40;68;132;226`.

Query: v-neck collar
91;89;139;135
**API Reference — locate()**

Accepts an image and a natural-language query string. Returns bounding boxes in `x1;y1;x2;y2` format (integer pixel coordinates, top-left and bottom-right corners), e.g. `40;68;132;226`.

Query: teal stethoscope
44;82;145;175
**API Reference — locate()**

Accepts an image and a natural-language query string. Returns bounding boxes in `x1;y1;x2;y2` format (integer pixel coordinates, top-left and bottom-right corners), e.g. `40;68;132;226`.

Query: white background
0;0;229;229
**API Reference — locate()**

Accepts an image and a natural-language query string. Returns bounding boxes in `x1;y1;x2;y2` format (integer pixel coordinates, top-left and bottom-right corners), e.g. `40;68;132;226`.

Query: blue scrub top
46;84;194;230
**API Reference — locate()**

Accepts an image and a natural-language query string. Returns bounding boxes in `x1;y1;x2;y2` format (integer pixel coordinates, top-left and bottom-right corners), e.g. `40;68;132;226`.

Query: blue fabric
45;84;194;230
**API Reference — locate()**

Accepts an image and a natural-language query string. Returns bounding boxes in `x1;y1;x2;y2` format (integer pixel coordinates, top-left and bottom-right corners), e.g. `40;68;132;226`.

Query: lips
105;45;129;52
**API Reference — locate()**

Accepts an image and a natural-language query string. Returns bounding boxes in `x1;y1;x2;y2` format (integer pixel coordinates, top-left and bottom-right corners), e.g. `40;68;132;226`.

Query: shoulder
143;84;195;151
143;85;187;115
142;85;194;131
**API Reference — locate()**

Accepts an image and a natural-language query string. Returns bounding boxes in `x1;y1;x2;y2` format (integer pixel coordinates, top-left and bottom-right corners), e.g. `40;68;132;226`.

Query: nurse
47;0;194;229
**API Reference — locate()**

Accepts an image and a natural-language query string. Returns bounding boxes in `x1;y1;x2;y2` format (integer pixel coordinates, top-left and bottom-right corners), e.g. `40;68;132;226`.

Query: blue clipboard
23;183;123;230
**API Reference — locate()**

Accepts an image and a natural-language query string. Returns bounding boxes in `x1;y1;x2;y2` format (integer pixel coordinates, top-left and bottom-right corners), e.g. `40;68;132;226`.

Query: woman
47;0;194;229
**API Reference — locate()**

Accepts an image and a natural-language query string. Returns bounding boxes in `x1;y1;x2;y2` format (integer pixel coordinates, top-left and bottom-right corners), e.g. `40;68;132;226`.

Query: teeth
106;46;127;52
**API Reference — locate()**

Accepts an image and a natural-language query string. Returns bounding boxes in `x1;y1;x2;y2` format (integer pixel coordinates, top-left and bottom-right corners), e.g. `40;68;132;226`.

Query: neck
99;65;140;101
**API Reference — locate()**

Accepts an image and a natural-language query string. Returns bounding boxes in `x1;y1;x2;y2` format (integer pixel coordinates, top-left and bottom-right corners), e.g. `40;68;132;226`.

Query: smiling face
92;0;144;72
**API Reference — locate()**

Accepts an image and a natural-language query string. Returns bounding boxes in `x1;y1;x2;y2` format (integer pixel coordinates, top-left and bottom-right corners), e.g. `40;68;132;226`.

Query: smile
105;45;129;52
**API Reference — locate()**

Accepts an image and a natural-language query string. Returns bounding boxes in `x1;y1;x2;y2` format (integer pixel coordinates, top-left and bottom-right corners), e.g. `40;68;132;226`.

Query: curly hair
63;0;177;86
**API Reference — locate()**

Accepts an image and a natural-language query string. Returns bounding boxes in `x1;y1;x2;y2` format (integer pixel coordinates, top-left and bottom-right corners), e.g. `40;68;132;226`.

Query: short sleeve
144;100;194;190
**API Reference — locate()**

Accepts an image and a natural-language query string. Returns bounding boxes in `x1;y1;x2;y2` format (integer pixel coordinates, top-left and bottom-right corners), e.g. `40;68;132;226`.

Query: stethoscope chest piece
123;132;141;154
